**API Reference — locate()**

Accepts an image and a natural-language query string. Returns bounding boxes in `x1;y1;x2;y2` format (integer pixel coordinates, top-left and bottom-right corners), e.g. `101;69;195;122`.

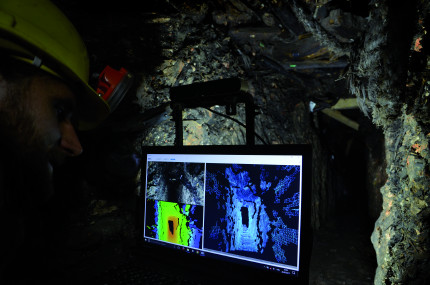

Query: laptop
138;145;312;284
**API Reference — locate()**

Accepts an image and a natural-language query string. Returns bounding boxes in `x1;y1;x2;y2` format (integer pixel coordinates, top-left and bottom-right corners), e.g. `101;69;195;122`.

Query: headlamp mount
96;65;134;112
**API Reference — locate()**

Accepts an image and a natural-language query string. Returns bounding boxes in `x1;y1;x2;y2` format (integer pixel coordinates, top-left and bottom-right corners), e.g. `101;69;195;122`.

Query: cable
203;107;268;145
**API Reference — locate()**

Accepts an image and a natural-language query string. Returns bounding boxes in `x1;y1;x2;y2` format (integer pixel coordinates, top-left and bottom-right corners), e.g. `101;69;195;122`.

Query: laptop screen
140;145;311;284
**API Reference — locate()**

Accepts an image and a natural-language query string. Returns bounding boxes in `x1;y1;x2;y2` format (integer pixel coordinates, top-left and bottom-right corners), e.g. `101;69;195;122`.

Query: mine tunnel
241;207;250;228
1;0;429;284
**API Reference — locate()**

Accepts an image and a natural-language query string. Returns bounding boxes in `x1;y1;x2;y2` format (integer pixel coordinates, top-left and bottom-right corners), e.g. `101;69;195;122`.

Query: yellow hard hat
0;0;110;130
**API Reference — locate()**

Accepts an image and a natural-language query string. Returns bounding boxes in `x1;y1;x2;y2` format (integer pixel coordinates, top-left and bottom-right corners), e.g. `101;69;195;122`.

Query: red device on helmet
96;65;134;111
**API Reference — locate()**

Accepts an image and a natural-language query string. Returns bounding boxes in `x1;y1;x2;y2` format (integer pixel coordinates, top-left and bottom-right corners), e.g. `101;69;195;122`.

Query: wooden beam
321;108;360;131
331;98;359;110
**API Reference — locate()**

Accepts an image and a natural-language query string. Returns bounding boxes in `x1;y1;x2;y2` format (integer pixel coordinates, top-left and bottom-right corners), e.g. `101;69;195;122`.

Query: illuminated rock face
204;163;300;267
146;162;205;206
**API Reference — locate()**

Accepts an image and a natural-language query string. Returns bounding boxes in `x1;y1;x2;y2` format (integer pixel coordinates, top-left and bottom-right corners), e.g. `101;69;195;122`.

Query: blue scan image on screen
204;163;300;267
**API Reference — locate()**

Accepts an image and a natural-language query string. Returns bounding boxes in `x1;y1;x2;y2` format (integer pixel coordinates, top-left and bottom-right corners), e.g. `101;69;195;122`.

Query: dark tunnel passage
241;207;249;228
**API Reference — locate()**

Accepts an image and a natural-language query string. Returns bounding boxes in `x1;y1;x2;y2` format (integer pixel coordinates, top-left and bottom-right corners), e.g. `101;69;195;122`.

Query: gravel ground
309;212;376;285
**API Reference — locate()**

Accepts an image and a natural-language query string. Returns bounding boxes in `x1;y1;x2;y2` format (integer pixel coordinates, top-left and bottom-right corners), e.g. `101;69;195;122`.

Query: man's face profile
0;72;83;202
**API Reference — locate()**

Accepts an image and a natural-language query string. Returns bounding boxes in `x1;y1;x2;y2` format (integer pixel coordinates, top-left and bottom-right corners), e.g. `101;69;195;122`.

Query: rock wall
287;0;430;283
372;110;430;284
348;1;430;283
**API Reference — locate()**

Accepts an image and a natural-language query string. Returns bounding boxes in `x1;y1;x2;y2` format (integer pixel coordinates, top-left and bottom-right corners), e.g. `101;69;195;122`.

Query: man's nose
60;122;83;156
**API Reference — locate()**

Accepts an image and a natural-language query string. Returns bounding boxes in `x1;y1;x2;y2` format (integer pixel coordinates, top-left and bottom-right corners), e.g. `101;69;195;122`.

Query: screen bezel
138;145;312;284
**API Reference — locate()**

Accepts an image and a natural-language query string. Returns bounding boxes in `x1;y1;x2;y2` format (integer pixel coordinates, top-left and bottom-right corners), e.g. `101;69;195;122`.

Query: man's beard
0;85;54;208
0;81;64;283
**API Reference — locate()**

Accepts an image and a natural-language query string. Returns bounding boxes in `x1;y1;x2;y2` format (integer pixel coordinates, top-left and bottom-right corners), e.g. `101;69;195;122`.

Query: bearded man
0;56;84;283
0;1;110;283
0;57;83;198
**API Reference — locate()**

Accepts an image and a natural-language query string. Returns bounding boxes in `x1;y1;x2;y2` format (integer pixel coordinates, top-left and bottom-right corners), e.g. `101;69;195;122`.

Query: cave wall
284;0;430;283
347;1;430;284
352;2;430;284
